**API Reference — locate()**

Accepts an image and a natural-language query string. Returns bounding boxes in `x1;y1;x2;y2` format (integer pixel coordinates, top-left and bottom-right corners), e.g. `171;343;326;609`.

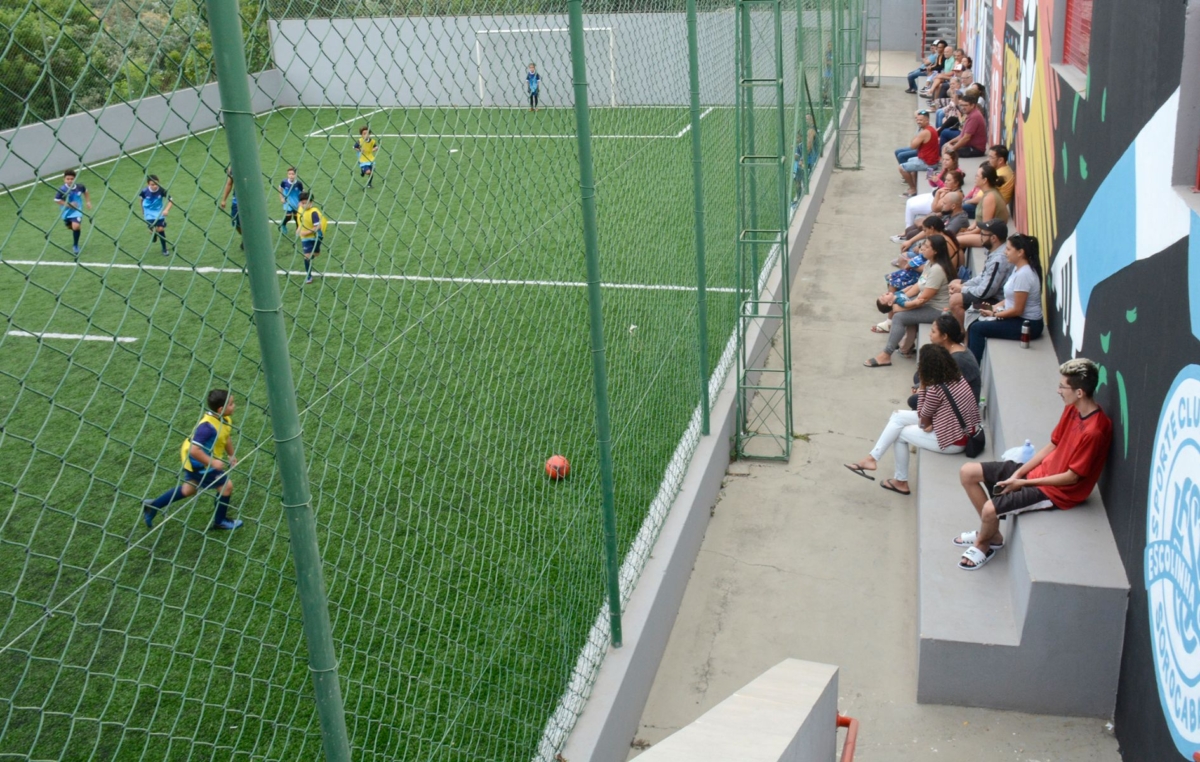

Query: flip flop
863;358;892;368
959;545;997;570
880;479;911;496
844;463;876;481
870;324;890;334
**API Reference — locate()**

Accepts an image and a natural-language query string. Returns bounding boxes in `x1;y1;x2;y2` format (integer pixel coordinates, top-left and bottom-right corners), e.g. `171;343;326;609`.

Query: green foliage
0;0;269;131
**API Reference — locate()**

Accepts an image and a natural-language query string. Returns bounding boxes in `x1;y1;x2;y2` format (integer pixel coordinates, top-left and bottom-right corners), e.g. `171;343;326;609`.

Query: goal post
474;27;617;108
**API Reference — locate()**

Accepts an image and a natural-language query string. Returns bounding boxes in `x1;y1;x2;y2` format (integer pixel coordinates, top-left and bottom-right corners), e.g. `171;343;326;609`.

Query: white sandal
952;531;1004;550
958;545;996;571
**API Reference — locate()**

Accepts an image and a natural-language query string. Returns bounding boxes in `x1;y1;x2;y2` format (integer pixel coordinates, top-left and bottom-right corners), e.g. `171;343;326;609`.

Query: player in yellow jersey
141;389;243;531
296;191;327;284
354;126;378;188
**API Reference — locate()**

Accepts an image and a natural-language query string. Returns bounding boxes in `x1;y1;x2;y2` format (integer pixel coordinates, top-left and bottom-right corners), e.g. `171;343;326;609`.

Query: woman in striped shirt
845;344;981;495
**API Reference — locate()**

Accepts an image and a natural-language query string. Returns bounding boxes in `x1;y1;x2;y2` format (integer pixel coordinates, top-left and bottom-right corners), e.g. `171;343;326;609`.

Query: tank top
974;188;1010;224
917;126;941;166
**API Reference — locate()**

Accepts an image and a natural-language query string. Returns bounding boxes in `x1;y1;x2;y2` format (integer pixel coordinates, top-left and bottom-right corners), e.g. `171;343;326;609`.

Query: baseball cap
916;109;930;116
933;39;947;46
978;220;1008;240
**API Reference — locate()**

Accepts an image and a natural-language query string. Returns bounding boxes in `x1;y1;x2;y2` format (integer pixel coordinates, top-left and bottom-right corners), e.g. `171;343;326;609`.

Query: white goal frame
474;27;617;108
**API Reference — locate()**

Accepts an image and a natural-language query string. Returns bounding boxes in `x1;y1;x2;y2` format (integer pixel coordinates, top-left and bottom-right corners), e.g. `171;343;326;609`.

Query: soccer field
0;106;743;759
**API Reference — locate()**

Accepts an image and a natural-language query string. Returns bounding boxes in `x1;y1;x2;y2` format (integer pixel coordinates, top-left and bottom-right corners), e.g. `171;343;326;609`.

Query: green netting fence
0;0;854;758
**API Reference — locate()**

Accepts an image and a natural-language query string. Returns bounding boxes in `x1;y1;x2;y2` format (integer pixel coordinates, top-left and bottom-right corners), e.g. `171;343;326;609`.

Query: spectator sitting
967;233;1044;360
948;220;1012;325
895;110;942;197
922;48;964;100
898;166;964;231
894;189;970;256
866;234;956;367
988;144;1015;205
906;40;947;94
940;91;988;157
930;57;974;110
954;164;1010;249
885;218;962;291
955;358;1112;570
906;313;981;409
845;344;980;495
926;149;959;189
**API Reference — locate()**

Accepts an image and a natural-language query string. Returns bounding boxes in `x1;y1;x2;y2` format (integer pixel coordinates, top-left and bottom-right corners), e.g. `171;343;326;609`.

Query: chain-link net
0;0;847;758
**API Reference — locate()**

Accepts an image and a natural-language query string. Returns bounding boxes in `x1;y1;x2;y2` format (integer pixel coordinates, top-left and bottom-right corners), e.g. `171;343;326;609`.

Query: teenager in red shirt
954;358;1112;570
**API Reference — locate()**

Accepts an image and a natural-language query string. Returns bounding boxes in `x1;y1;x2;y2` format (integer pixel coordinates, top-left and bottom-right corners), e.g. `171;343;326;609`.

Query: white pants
906;193;934;228
869;410;965;482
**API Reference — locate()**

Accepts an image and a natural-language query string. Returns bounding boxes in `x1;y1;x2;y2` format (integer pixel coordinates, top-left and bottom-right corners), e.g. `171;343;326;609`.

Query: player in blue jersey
527;63;541;112
278;167;304;233
54;170;92;256
137;175;174;256
354;127;378;188
141;388;243;531
218;165;243;250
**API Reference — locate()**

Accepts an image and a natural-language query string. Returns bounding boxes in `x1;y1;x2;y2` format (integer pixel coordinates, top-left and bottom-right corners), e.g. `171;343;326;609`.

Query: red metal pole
837;714;860;762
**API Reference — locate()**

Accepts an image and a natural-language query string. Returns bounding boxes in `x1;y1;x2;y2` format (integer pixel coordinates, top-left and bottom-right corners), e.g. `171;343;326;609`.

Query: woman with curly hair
846;344;981;495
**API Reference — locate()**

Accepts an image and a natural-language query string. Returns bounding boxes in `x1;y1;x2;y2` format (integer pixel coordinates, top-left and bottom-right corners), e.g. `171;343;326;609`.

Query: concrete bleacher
911;334;1130;717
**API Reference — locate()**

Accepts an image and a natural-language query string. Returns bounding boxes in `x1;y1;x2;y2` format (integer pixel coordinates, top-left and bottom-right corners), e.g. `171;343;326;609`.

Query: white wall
0;70;286;189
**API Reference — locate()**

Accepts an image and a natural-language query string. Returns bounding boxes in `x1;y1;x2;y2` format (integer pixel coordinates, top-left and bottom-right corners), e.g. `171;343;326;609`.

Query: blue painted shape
1191;211;1200;341
1075;147;1137;314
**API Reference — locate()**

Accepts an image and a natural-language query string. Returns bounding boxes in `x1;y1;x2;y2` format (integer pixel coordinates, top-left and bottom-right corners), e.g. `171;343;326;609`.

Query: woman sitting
845;343;981;495
967;233;1045;361
866;234;956;367
885;218;964;292
898;166;964;232
907;313;981;409
955;164;1009;249
926;149;959;190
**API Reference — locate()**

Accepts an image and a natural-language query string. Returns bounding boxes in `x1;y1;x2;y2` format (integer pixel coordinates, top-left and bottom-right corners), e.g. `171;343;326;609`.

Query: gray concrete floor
628;86;1124;761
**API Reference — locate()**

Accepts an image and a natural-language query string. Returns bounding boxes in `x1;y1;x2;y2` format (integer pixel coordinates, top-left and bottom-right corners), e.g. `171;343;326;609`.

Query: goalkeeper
297;191;327;284
141;389;243;531
527;63;541;111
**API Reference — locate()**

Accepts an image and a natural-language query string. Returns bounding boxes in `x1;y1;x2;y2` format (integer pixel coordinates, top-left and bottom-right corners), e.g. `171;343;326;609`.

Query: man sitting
955;358;1112;570
948;219;1012;324
907;40;947;94
894;110;941;197
988;144;1015;205
941;92;987;157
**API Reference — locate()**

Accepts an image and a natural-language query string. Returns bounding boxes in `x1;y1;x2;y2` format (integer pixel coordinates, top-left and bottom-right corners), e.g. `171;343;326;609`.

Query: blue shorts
282;207;298;216
230;202;240;228
62;216;82;228
901;157;931;173
302;238;320;254
182;467;228;490
145;218;167;230
359;162;374;172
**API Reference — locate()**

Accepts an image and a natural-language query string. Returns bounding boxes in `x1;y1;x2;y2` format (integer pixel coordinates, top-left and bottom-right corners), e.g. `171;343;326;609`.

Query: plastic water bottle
1020;320;1031;348
1019;439;1035;463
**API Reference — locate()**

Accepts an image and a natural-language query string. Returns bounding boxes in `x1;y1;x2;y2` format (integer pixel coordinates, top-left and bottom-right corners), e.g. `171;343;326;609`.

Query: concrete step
916;337;1130;718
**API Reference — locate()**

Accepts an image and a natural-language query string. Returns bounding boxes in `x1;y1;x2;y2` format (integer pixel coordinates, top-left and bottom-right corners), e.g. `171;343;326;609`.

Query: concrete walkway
628;84;1123;761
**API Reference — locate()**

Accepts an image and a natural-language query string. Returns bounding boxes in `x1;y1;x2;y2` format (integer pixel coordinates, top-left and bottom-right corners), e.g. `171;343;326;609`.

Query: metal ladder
734;0;792;461
862;0;881;88
922;0;958;51
834;0;862;169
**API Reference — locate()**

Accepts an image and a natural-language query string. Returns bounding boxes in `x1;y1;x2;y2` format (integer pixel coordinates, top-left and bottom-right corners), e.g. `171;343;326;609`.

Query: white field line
3;261;737;294
6;330;138;343
306;108;388;136
533;240;779;761
307;106;717;140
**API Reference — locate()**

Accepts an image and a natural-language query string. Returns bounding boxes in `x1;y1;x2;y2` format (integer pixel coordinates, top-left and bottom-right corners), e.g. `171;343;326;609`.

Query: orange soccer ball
545;455;570;480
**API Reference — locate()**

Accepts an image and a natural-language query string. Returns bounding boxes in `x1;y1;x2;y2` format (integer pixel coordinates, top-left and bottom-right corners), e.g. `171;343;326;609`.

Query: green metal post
686;0;710;435
205;1;353;759
739;3;759;284
566;0;623;648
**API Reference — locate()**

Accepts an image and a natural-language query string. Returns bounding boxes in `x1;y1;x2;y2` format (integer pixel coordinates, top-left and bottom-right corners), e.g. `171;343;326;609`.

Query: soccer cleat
142;501;157;529
210;518;244;531
72;245;80;255
305;276;313;284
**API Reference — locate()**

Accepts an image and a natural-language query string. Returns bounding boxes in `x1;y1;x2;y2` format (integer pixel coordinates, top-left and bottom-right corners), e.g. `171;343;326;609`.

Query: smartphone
992;484;1005;496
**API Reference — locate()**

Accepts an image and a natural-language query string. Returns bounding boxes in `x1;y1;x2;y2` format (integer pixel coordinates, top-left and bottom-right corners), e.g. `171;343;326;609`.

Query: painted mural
959;0;1197;759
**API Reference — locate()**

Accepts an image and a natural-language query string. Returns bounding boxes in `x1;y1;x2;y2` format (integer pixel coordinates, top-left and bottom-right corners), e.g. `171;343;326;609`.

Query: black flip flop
863;358;892;368
880;479;911;496
844;463;876;481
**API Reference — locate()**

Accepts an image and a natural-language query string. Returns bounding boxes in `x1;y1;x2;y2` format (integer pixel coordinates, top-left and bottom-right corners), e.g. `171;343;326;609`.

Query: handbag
941;383;986;458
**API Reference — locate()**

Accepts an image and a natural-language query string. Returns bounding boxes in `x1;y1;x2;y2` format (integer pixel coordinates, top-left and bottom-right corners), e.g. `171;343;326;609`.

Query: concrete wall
268;12;819;108
0;70;286;189
880;0;921;53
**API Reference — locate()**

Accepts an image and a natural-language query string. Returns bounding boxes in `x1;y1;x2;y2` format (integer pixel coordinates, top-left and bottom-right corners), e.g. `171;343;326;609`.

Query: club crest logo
1147;366;1200;757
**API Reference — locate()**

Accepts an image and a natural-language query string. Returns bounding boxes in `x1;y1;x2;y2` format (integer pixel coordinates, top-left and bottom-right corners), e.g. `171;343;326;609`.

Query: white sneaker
890;234;905;243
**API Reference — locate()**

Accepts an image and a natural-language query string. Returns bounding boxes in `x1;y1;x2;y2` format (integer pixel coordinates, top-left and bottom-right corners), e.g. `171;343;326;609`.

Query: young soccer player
278;167;304;233
296;191;326;284
141;389;244;531
218;165;243;249
54;170;92;256
527;63;541;112
353;127;377;188
137;175;174;256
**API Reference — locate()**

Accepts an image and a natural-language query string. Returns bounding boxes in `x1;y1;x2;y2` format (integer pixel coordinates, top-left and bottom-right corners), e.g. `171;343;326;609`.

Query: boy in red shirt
955;358;1112;570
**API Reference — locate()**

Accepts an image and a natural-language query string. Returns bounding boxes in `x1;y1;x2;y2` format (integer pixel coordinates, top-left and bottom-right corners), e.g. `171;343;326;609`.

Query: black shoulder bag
940;383;986;458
